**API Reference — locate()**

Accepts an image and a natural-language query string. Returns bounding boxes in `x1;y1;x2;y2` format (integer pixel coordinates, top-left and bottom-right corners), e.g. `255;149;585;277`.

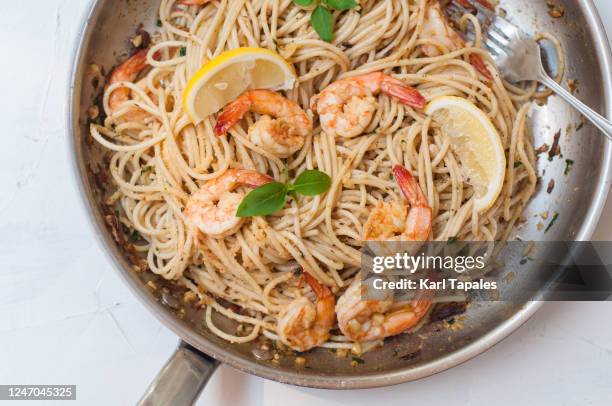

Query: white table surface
1;1;612;405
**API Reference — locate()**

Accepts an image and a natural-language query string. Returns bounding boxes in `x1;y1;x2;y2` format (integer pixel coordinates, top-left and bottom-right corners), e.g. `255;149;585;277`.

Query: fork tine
483;38;506;58
487;28;511;48
492;17;521;40
452;19;501;57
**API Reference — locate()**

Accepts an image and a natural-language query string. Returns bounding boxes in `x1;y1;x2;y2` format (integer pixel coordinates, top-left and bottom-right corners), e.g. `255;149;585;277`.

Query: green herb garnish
514;161;523;168
142;165;154;174
544;212;559;233
447;236;458;244
237;182;288;218
179;47;187;57
291;169;332;196
156;19;162;27
292;0;358;42
311;5;334;42
324;0;359;10
237;170;331;217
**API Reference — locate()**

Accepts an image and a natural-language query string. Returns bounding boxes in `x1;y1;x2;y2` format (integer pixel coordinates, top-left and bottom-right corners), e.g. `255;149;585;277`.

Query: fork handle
538;73;612;142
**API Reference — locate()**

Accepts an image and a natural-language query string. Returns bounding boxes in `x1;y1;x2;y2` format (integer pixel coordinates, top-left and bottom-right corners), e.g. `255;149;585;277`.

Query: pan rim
67;0;612;389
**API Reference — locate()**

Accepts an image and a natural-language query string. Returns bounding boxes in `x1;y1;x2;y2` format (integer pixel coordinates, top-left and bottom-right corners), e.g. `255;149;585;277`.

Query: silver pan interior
69;0;612;389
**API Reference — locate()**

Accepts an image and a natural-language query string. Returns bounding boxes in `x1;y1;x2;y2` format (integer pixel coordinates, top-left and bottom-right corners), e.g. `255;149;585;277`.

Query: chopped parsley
129;229;143;242
179;47;187;57
564;159;574;175
513;161;523;168
447;236;458;244
544;212;559;233
352;356;365;364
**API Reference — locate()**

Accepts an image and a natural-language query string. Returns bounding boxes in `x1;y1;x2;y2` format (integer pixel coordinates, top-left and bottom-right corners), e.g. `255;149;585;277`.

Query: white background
1;1;612;405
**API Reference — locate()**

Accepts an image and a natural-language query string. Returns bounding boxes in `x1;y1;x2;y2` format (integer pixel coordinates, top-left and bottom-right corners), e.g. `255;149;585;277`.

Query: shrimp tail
109;49;149;84
392;165;428;206
469;54;493;81
234;169;274;188
475;0;494;10
455;0;494;11
303;272;332;299
107;49;152;118
455;0;473;8
380;76;426;109
393;165;432;241
303;272;335;335
215;95;252;136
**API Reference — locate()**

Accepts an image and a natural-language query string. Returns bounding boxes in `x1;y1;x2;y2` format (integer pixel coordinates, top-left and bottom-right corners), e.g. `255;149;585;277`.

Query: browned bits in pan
548;130;562;161
535;143;550;155
429;301;469;322
546;0;565;18
131;25;151;49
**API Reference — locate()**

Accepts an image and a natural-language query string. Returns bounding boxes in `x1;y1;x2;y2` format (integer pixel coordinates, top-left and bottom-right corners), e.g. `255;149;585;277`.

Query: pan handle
138;341;219;406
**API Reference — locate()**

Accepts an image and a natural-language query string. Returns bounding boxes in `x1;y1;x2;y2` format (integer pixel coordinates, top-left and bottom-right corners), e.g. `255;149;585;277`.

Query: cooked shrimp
335;165;433;342
311;72;426;138
335;280;432;342
214;90;312;158
456;0;494;11
277;272;335;352
185;168;273;238
363;165;432;241
107;49;152;121
420;1;493;80
421;2;465;57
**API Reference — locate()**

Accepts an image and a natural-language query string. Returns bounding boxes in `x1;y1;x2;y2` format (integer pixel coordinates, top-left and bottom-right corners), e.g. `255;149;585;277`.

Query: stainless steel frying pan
68;0;612;404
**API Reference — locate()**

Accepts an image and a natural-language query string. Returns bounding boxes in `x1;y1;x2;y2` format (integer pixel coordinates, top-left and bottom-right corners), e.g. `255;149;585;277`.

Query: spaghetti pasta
90;0;550;349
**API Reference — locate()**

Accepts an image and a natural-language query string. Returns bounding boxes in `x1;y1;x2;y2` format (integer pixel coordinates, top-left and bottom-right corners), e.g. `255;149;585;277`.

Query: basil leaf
293;170;332;196
236;182;288;218
293;0;314;5
325;0;357;10
311;5;334;42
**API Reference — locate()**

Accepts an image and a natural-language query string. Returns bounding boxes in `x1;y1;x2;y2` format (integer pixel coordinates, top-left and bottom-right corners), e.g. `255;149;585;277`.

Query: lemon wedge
183;47;297;123
425;96;506;212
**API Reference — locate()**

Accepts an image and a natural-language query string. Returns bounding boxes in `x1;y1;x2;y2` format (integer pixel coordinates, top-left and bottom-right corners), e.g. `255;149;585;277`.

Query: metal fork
448;2;612;141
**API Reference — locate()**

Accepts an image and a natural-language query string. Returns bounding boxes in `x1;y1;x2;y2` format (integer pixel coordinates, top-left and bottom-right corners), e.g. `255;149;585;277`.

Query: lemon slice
425;96;506;212
183;47;297;123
